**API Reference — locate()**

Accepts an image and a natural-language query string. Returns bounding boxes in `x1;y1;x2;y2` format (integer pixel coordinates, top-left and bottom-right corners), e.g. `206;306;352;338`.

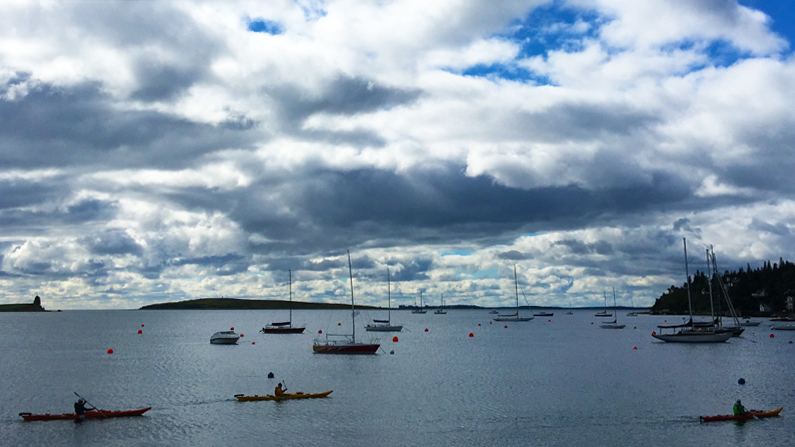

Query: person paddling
274;383;287;398
733;399;749;415
74;399;94;415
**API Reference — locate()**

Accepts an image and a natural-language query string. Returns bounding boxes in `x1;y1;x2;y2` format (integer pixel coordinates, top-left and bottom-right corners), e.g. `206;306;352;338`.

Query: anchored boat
235;390;333;402
494;265;533;322
313;251;380;354
262;270;306;334
20;407;151;422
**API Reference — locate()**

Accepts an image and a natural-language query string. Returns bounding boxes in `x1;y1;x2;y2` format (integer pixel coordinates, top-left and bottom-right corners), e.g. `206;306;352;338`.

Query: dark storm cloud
67;1;223;103
169;254;249;276
390;258;432;282
0;80;259;170
555;239;613;255
0;197;118;232
750;217;791;236
63;198;118;223
503;102;660;142
498;250;529;260
166;163;702;257
82;230;144;256
264;75;421;147
0;178;61;210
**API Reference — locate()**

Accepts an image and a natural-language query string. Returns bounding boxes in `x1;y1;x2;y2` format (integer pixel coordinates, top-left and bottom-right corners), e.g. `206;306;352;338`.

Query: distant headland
0;295;46;312
140;297;382;311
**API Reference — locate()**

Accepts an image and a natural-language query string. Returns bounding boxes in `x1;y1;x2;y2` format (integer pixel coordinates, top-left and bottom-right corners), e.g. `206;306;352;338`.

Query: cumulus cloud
0;0;792;309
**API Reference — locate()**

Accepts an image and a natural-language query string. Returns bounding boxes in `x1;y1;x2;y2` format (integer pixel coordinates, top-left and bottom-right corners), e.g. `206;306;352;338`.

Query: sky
1;0;794;310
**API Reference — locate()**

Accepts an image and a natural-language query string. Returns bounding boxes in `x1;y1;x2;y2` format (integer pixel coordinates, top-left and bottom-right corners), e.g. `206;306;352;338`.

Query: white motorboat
210;330;240;344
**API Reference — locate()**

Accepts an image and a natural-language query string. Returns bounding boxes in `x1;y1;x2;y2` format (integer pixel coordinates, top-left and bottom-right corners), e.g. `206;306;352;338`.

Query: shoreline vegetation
0;295;46;312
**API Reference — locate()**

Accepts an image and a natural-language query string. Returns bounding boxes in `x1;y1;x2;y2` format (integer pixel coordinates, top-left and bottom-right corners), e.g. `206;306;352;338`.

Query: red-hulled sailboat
313;251;380;354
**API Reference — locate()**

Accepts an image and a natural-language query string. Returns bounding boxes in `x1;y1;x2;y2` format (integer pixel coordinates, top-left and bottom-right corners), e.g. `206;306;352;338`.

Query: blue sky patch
247;18;283;35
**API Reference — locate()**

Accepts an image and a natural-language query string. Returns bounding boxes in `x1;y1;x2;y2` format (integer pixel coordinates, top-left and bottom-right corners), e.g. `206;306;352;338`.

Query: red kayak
19;407;151;422
699;407;782;422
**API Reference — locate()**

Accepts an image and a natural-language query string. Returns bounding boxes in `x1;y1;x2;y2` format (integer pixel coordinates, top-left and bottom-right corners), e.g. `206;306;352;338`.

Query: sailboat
434;294;447;314
494;266;533;322
261;270;306;334
707;247;744;337
652;238;731;343
411;291;427;314
626;294;638;317
365;268;403;332
313;251;381;354
563;299;573;315
594;291;613;317
600;288;625;329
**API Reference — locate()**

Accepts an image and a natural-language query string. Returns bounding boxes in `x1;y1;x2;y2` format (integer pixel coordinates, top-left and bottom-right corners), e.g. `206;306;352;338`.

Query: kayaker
733;399;749;415
274;383;287;397
74;399;94;415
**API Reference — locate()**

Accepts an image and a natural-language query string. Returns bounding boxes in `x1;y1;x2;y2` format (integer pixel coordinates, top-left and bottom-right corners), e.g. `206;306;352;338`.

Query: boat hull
365;324;403;332
210;337;239;344
700;407;782;422
494;315;533;321
261;327;306;334
534;312;554;317
312;343;380;354
771;323;795;330
235;391;333;402
651;332;732;343
600;324;626;329
20;407;151;422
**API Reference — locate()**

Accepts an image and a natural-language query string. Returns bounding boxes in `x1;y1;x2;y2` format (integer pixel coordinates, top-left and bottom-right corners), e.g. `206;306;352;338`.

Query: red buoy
504;325;508;328
652;331;656;335
137;330;142;334
633;346;637;350
424;328;428;332
489;321;492;324
789;341;793;344
141;324;145;327
770;333;775;338
548;319;551;322
392;336;398;342
468;332;474;338
478;323;481;326
107;349;113;354
240;334;244;337
633;326;637;329
318;330;322;334
252;342;255;345
591;322;594;325
230;327;234;331
338;323;341;326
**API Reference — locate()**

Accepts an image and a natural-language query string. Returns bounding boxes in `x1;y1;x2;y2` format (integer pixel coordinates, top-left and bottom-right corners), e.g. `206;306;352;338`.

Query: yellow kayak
235;390;333;402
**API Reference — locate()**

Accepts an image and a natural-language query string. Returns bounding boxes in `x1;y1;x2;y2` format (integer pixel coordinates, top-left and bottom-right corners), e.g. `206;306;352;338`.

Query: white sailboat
313;251;381;354
434;294;447;314
652;238;731;343
366;268;403;332
600;288;625;329
494;265;533;322
411;291;427;314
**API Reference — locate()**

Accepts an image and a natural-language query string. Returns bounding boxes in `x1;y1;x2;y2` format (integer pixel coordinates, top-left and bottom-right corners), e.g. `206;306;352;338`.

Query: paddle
74;392;108;419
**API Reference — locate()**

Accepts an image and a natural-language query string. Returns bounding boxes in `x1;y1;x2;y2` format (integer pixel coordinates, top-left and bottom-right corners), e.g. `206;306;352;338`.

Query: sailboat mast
514;265;519;313
289;269;292;324
387;268;391;323
347;250;355;343
706;249;715;326
683;238;694;329
613;287;618;324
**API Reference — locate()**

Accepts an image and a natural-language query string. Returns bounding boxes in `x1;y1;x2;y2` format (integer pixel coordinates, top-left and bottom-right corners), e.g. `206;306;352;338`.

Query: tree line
651;258;795;316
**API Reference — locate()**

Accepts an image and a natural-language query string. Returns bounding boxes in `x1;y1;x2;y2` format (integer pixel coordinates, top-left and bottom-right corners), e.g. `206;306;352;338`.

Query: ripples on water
1;310;793;446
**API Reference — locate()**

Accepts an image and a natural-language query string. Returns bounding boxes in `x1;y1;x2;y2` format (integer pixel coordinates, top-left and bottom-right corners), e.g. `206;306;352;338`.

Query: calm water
1;309;793;447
